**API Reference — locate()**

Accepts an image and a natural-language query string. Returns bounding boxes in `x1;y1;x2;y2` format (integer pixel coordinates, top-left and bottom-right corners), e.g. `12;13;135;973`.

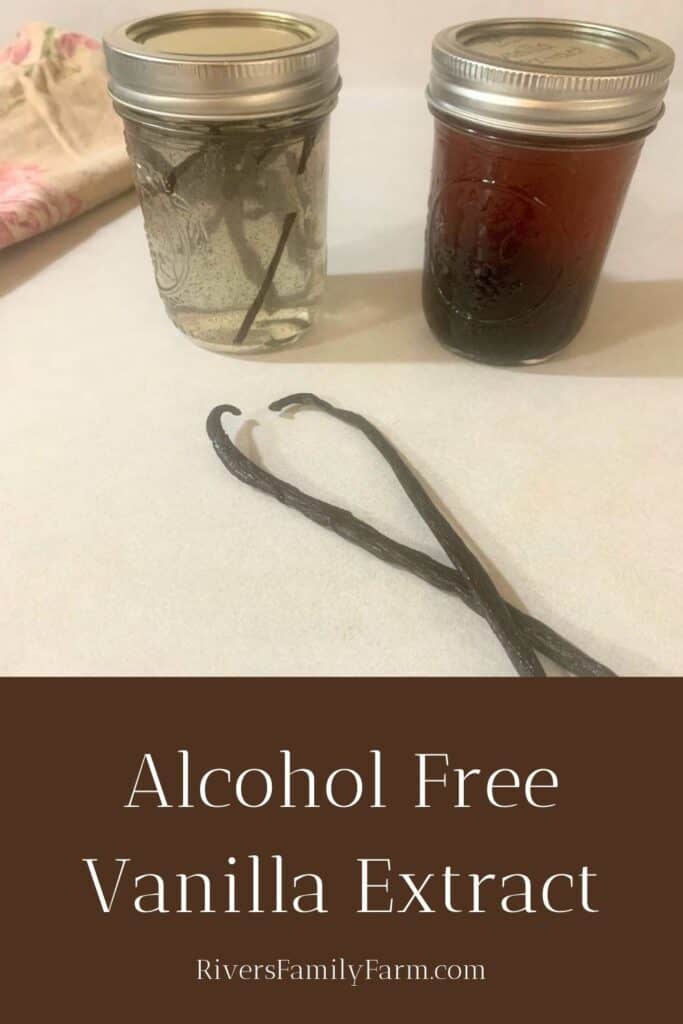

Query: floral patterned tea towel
0;23;132;250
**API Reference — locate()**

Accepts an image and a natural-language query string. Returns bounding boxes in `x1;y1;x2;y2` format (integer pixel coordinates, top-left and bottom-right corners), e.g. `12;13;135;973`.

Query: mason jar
423;19;675;365
104;10;340;353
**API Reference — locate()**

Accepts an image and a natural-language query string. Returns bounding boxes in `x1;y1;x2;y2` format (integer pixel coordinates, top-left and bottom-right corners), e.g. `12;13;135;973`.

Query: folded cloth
0;23;132;250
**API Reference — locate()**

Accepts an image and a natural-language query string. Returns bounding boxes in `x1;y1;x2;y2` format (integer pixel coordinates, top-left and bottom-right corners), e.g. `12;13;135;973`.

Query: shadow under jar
423;18;675;366
104;10;340;353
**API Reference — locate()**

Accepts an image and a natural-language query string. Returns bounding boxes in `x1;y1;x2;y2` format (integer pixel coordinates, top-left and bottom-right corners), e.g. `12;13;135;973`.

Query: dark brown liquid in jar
423;118;646;365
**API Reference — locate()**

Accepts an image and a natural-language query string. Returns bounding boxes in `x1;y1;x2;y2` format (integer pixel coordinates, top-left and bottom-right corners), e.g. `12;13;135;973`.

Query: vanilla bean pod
160;125;224;194
156;124;320;346
164;145;208;194
207;404;614;676
232;125;319;345
231;212;298;345
366;541;615;677
270;394;543;677
297;123;318;174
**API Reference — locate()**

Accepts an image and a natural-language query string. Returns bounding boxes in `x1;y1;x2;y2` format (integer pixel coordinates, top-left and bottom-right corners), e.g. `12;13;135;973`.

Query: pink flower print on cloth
0;32;31;65
0;163;82;249
56;32;100;60
0;22;132;249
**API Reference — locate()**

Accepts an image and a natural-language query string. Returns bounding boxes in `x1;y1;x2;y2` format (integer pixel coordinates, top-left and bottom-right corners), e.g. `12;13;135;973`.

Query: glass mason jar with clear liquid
104;10;340;354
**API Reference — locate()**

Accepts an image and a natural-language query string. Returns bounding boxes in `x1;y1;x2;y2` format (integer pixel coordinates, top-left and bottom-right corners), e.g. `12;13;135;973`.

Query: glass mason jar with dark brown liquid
423;19;675;365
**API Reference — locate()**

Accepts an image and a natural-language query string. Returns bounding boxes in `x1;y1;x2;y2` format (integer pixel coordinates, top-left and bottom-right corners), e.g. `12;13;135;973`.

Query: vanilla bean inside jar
104;10;340;353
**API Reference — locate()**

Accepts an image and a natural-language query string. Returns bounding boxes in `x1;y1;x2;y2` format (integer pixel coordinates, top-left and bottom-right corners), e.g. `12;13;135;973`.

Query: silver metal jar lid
428;18;675;138
103;9;341;122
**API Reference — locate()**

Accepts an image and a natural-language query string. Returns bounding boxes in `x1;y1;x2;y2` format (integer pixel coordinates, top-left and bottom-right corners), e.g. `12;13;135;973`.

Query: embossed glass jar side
122;110;330;352
423;119;645;364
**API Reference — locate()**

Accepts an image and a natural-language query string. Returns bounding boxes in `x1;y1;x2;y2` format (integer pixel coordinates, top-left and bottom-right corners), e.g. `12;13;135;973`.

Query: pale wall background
1;1;681;85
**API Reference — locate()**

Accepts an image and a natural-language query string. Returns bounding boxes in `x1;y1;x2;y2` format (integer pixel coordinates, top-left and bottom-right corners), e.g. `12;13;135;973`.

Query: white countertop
2;86;682;677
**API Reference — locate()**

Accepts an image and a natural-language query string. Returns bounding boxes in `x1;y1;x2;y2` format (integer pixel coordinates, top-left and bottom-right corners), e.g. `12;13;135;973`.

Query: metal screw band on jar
104;9;341;122
428;18;675;138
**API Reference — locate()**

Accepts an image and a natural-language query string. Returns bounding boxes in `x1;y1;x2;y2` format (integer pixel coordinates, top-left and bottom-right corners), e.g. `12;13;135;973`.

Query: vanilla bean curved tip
206;404;242;443
208;403;242;421
269;393;318;412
